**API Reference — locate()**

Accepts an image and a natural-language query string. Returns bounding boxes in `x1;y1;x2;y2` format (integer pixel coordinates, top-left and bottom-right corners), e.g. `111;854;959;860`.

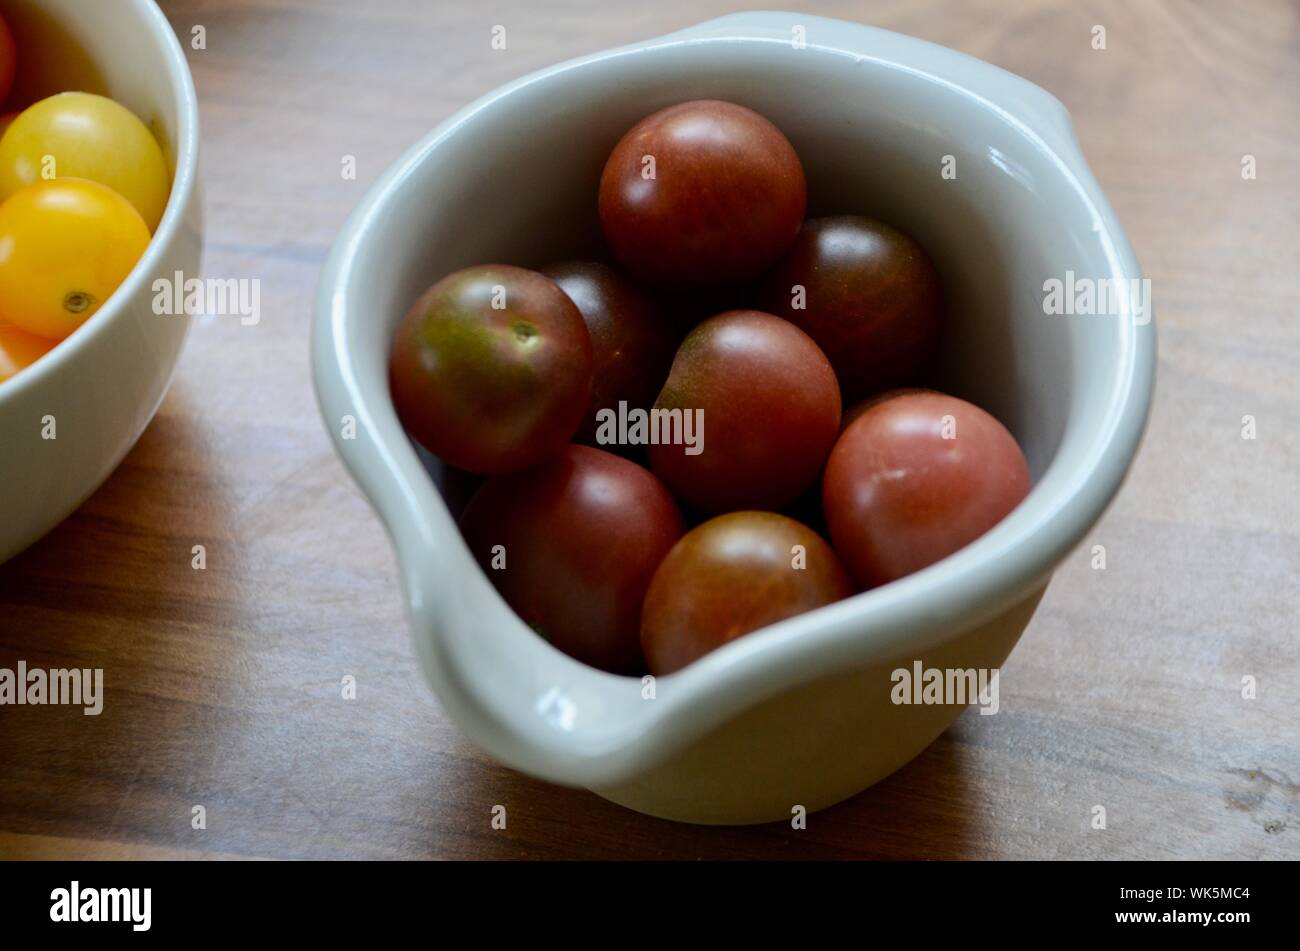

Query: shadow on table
441;730;981;860
0;392;246;849
0;386;235;610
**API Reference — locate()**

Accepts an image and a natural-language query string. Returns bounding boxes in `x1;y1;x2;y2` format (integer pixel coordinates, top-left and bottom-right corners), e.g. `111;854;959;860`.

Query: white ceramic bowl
313;11;1155;824
0;0;202;564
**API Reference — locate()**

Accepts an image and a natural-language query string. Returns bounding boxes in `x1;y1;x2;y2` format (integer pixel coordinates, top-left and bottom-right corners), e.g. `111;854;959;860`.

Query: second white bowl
0;0;202;565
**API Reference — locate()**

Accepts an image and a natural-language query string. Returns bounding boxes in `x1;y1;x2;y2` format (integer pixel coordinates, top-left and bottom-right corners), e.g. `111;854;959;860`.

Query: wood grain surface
1;0;1298;860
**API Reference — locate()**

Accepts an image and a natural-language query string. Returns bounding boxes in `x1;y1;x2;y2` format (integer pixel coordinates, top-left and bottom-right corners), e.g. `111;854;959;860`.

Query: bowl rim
313;11;1158;786
0;0;201;401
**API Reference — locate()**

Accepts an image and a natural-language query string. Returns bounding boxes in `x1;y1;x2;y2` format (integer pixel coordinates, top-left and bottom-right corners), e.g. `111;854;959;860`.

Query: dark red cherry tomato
460;445;685;674
541;260;676;445
389;264;592;474
648;310;841;513
641;511;852;674
759;216;942;398
598;100;806;286
823;390;1030;589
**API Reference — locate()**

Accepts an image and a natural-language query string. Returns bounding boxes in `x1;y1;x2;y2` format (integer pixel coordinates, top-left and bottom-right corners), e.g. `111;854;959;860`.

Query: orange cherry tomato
0;321;54;383
0;178;151;340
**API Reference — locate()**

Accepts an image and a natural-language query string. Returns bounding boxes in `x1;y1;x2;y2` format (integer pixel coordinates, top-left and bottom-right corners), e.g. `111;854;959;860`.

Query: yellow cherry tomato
0;92;170;232
0;321;54;382
0;178;151;340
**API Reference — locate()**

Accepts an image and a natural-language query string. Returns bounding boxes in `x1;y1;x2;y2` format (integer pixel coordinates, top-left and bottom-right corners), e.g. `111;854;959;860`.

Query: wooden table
1;0;1297;860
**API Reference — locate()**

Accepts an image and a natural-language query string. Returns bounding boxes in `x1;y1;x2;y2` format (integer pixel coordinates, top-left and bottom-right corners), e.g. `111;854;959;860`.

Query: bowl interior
0;0;185;171
353;44;1123;482
0;0;198;404
322;29;1146;780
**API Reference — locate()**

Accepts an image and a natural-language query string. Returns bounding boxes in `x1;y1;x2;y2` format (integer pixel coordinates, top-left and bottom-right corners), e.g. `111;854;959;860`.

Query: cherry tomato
0;13;14;106
541;260;675;445
0;178;151;340
823;390;1030;589
641;511;851;674
759;216;942;398
0;112;16;138
0;92;171;232
389;264;593;474
648;310;841;513
598;100;805;286
460;445;685;673
0;321;54;382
